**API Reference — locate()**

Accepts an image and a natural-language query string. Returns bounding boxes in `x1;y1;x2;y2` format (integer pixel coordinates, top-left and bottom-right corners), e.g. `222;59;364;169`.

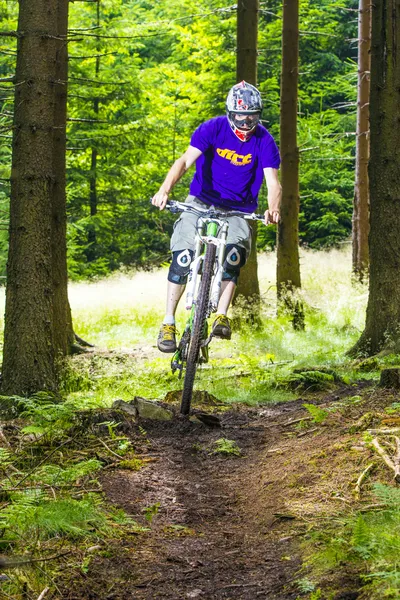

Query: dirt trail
60;381;382;600
62;400;308;600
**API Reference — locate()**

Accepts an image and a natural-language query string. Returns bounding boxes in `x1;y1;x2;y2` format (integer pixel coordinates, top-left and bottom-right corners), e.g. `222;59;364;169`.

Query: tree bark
352;0;371;281
52;0;74;356
350;0;400;356
86;0;100;264
2;0;59;394
277;0;300;291
277;0;303;328
234;0;260;304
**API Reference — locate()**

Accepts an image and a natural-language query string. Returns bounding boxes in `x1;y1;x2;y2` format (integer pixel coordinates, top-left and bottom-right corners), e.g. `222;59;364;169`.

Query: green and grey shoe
212;314;232;340
157;323;177;353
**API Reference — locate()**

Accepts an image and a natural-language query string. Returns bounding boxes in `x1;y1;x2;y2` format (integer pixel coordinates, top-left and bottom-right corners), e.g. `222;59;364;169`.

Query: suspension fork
185;217;219;310
210;221;228;311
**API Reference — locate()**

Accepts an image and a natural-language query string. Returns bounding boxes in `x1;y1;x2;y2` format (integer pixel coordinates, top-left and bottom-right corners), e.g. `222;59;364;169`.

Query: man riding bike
152;81;282;353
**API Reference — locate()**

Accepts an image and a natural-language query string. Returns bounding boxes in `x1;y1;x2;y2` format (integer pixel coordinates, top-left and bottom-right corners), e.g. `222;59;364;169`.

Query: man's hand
264;209;280;225
152;189;169;210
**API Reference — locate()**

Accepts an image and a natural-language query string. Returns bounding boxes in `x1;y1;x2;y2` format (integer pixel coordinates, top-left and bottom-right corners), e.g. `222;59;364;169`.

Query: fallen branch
371;438;400;483
37;587;49;600
97;438;124;460
0;551;71;569
393;436;400;482
0;427;11;449
297;427;319;437
354;463;375;499
367;428;400;435
13;437;76;488
282;416;313;427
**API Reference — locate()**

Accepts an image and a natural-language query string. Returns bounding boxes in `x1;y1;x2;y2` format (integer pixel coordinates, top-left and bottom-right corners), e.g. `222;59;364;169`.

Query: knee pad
168;249;194;284
222;244;247;284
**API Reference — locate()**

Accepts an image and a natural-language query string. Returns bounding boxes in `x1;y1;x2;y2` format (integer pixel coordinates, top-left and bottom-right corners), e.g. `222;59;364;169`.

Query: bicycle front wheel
180;242;216;415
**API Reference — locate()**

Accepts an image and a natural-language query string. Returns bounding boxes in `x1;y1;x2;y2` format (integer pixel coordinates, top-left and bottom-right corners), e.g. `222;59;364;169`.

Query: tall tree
234;0;260;303
350;0;400;356
352;0;371;281
277;0;301;300
1;0;71;394
86;0;101;264
53;0;74;355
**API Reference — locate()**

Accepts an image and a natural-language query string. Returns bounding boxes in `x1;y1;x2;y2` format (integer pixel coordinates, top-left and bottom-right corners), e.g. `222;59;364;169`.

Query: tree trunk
2;0;59;394
86;1;101;264
352;0;371;281
52;0;74;355
234;0;260;304
350;0;400;356
277;0;302;328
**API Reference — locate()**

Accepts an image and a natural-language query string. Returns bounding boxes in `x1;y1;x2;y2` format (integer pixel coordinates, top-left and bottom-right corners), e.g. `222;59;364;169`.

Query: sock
163;315;175;325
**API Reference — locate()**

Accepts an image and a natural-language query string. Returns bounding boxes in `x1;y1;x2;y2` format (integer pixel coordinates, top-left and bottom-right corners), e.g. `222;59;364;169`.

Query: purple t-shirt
189;116;280;212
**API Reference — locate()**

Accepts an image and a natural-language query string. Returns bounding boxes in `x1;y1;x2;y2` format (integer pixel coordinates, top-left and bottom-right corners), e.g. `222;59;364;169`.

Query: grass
301;484;400;599
0;246;395;599
57;246;373;408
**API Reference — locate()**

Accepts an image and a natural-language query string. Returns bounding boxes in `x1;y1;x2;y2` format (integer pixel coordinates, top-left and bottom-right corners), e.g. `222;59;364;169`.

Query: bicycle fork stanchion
210;221;228;311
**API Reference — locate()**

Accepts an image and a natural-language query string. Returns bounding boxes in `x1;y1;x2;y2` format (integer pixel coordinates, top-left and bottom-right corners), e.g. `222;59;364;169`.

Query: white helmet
226;80;263;141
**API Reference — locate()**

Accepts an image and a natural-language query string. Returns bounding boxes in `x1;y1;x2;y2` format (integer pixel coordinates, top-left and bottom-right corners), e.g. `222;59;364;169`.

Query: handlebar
164;200;266;222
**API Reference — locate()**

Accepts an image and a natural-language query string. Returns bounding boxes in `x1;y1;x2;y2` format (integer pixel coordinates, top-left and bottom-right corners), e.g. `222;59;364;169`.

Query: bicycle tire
180;242;216;415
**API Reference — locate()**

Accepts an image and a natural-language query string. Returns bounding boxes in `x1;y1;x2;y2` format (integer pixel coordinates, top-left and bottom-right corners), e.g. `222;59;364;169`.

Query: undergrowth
0;393;149;599
301;484;400;599
0;247;396;598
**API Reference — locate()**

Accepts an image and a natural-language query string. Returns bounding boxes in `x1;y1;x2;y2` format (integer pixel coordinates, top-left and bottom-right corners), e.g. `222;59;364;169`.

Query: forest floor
2;251;397;599
55;374;393;600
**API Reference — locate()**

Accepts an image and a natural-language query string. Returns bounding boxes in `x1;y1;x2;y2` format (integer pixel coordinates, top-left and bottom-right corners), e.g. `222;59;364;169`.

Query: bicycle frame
156;199;265;412
171;213;229;377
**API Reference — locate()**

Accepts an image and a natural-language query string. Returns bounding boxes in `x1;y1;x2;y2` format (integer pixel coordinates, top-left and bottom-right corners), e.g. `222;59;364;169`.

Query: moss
118;458;146;471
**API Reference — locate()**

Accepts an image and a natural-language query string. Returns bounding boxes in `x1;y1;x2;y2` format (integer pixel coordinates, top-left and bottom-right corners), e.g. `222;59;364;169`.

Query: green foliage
143;502;161;523
289;370;335;391
0;0;358;277
29;460;102;486
302;403;329;424
296;577;316;593
0;495;108;540
212;438;241;456
305;484;400;599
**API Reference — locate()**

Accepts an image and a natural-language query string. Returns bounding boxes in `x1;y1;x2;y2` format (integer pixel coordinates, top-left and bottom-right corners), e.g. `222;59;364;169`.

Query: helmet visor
230;111;260;131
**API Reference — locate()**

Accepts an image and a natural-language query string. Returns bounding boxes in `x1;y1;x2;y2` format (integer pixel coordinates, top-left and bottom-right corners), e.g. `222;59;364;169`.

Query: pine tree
277;0;303;330
350;0;400;355
234;0;260;305
352;0;371;281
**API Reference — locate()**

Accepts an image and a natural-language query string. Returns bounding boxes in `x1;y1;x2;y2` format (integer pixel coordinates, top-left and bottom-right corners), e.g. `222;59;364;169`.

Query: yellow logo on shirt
216;148;253;166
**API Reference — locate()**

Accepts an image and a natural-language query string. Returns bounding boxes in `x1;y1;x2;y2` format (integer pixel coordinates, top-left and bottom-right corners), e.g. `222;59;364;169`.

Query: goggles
230;111;260;131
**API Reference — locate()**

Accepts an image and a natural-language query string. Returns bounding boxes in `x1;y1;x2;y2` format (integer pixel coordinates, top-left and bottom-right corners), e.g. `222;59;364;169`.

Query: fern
30;459;102;486
1;497;109;540
351;515;373;559
0;447;12;467
373;483;400;508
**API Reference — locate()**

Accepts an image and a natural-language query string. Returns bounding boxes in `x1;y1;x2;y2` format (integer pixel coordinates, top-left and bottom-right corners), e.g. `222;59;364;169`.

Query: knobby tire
180;243;216;415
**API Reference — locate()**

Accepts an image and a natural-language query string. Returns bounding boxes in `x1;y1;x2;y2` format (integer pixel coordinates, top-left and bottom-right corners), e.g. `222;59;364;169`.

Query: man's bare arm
152;145;203;210
263;167;282;225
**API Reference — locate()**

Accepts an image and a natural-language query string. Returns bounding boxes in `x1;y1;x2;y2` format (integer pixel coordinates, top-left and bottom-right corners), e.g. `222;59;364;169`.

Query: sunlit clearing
62;246;370;408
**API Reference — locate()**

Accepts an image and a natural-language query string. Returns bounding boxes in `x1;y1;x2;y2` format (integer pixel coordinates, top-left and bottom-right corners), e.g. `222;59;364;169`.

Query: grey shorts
170;195;251;257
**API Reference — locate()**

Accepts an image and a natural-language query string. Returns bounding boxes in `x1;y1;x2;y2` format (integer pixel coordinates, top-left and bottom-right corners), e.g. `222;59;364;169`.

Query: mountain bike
163;200;265;415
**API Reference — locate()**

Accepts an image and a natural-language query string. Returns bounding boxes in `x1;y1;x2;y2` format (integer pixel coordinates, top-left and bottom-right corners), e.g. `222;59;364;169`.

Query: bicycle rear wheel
180;242;216;415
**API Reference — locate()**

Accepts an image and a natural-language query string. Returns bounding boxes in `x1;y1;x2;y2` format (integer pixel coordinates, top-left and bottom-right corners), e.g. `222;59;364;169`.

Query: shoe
157;323;177;353
212;314;232;340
